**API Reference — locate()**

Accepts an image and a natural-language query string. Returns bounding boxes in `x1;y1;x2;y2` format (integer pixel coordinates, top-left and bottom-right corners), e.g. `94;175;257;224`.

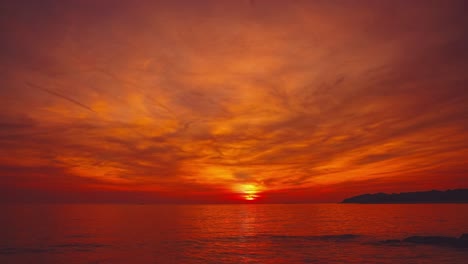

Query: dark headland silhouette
341;189;468;203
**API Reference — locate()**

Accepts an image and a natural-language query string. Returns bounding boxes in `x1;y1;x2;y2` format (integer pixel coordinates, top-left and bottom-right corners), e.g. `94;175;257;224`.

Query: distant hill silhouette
341;189;468;203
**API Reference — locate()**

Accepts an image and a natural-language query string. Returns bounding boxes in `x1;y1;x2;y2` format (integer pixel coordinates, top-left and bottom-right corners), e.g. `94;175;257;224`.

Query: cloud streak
26;82;96;113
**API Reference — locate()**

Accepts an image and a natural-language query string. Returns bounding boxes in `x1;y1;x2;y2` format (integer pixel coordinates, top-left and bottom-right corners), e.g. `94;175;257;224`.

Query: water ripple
0;243;110;255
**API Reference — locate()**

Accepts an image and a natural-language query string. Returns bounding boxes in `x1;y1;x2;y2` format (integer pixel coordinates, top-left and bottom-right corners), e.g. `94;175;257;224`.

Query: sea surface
1;204;467;263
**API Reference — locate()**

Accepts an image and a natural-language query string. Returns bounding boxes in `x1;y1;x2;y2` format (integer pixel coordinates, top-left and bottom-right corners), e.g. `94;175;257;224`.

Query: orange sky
1;0;467;203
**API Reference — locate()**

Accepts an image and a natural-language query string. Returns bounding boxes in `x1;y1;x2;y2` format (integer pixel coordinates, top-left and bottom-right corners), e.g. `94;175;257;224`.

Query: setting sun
244;194;257;201
237;184;260;201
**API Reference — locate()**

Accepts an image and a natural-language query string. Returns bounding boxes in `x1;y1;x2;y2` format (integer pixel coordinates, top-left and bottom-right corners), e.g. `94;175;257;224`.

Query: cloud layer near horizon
1;0;467;202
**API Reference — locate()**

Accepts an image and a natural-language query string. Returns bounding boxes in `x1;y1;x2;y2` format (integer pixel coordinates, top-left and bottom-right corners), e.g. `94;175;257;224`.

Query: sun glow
237;184;260;201
244;194;257;201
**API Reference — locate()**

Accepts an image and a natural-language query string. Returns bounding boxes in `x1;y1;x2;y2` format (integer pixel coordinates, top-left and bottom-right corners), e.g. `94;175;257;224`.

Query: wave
0;243;110;255
184;233;363;245
268;234;361;241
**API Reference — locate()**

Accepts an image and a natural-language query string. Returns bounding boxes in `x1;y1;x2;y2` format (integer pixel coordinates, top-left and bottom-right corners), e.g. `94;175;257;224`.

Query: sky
1;0;467;203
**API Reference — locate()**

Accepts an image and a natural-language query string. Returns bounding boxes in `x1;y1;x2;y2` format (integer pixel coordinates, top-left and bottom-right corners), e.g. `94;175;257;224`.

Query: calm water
1;204;467;263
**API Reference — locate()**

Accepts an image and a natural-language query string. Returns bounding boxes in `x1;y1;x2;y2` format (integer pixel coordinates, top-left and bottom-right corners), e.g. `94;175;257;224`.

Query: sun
244;194;258;201
236;184;260;201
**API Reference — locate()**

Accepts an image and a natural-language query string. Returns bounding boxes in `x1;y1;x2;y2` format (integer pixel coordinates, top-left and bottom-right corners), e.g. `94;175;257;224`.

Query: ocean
1;204;467;263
